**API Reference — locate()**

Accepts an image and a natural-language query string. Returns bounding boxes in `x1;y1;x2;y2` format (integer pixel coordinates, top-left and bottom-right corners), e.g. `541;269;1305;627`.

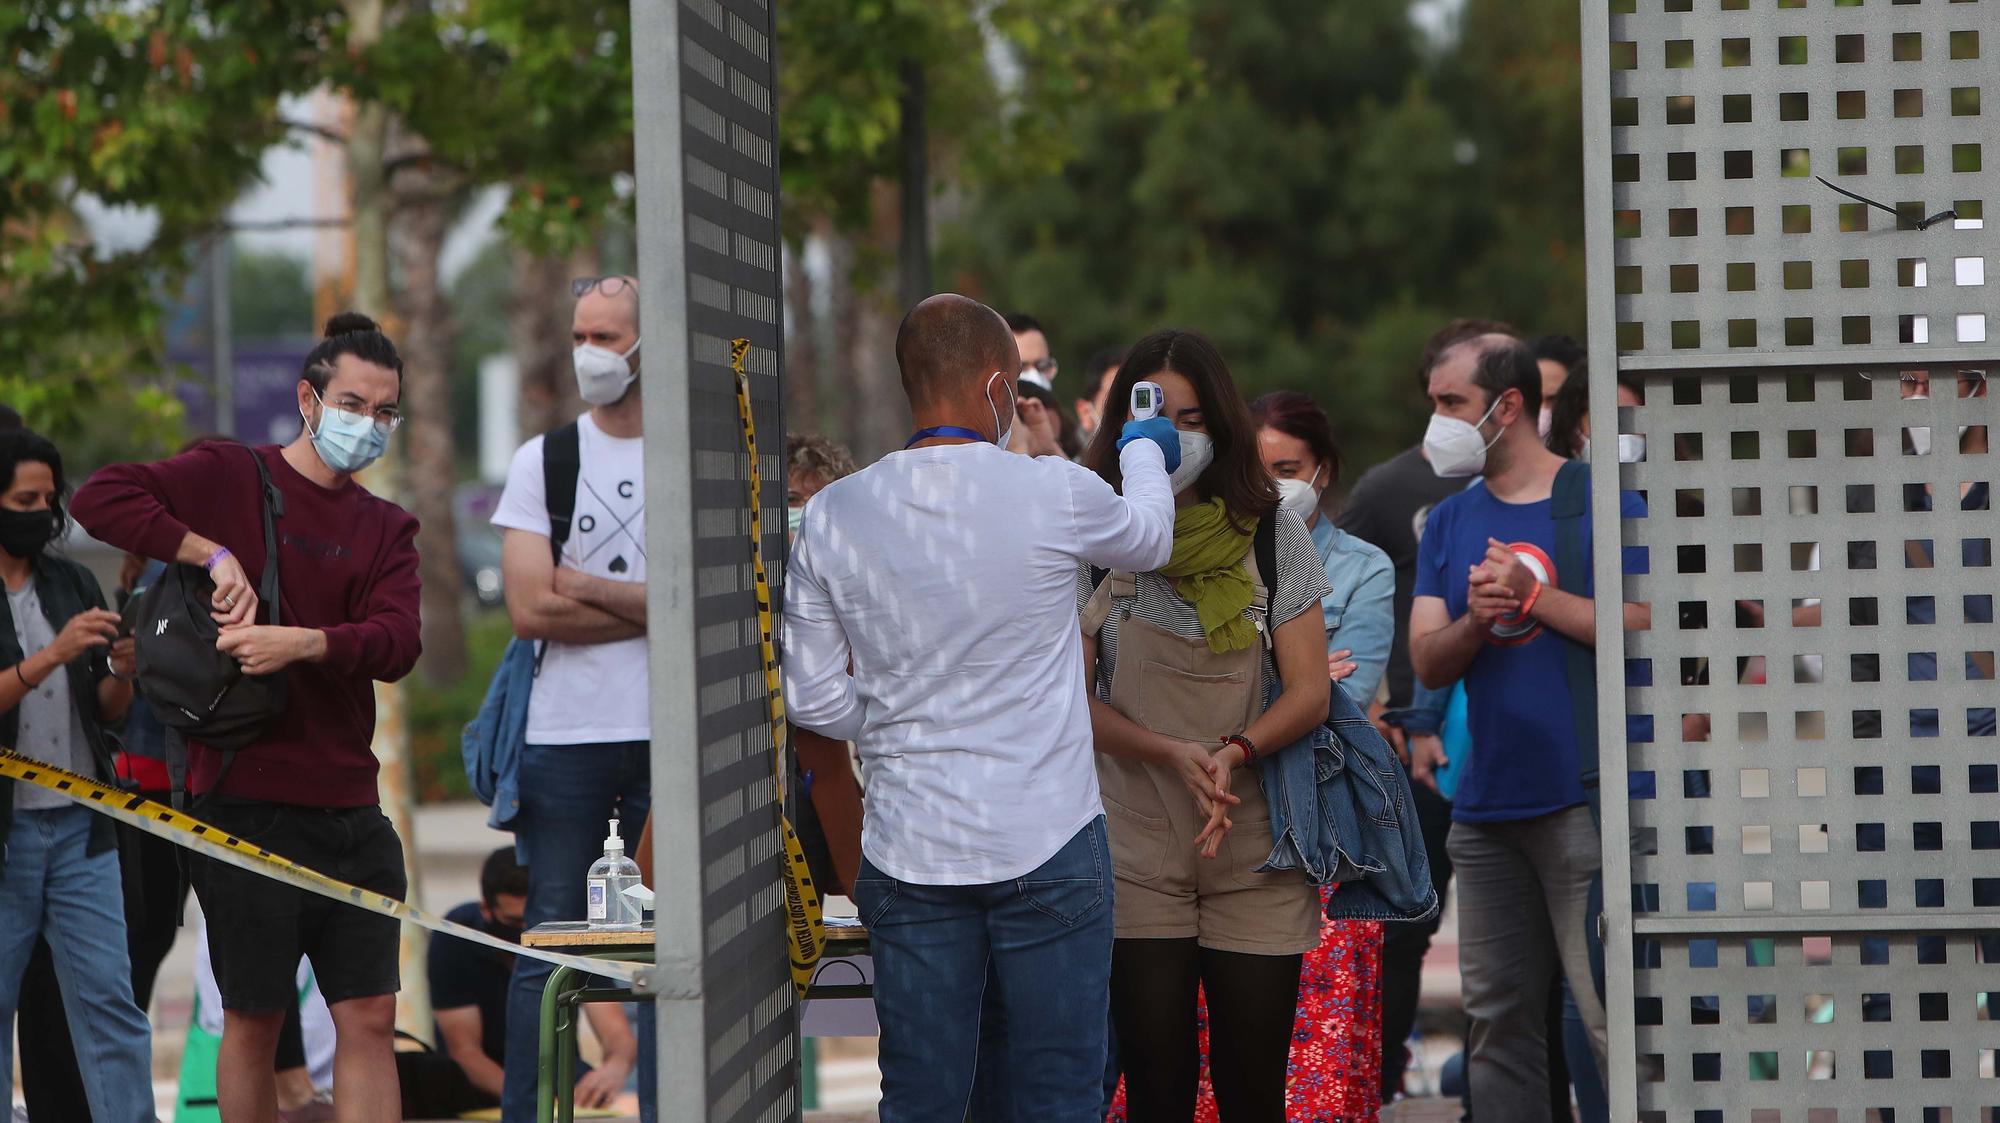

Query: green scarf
1162;497;1258;654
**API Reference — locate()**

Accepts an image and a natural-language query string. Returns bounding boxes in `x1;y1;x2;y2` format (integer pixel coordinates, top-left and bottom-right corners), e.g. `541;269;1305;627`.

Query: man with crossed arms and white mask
783;294;1192;1120
491;275;654;1123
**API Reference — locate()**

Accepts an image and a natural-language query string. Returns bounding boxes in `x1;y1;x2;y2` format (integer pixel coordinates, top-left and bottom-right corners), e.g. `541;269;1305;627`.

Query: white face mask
1580;434;1648;464
986;371;1015;447
1424;397;1504;478
1275;464;1323;524
574;338;641;406
1170;431;1214;494
1537;406;1554;439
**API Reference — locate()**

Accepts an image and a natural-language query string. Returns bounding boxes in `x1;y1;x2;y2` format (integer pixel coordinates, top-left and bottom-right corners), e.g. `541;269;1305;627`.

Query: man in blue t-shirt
1409;333;1647;1122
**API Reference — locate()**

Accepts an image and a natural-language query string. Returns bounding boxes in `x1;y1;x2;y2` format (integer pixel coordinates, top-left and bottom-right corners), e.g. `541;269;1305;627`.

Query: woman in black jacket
0;426;156;1123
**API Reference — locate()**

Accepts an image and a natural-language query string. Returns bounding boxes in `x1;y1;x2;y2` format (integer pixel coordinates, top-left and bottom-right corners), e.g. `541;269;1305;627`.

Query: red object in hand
1488;542;1554;646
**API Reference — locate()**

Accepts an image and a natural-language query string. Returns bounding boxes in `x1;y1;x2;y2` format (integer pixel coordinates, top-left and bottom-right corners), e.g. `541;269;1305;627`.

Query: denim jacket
1255;676;1439;923
1311;519;1393;709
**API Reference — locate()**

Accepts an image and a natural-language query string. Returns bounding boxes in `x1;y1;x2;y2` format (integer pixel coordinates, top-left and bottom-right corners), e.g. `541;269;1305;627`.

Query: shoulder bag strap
248;446;283;627
1551;459;1599;828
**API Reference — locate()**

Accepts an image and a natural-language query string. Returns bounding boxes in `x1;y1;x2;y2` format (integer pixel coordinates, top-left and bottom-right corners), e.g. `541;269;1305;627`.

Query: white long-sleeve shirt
782;438;1174;884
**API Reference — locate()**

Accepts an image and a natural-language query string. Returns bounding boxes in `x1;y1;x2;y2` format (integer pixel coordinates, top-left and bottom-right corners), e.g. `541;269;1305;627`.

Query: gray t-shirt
1077;508;1332;703
9;583;90;810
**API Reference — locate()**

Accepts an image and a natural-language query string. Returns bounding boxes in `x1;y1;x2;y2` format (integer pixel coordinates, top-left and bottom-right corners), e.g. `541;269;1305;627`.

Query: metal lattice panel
1585;0;2000;1116
1607;1;1997;368
1625;366;1997;924
634;0;795;1118
1632;931;2000;1114
1619;364;2000;1116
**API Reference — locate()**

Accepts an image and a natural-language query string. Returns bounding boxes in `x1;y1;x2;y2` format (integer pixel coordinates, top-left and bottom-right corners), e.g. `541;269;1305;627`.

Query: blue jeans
501;742;654;1123
854;817;1114;1123
0;805;155;1123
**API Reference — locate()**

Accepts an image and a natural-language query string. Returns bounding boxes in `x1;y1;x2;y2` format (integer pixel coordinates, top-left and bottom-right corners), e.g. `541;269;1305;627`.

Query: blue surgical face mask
304;389;392;475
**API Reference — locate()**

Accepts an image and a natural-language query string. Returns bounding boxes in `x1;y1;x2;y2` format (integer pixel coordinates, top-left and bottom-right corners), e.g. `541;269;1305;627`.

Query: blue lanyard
904;426;988;448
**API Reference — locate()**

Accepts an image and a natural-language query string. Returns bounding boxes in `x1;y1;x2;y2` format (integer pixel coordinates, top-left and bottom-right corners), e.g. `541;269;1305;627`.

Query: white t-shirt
782;439;1175;884
492;414;650;745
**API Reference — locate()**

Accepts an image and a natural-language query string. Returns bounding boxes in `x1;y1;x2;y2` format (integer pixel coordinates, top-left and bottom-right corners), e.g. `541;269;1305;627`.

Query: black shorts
190;798;407;1013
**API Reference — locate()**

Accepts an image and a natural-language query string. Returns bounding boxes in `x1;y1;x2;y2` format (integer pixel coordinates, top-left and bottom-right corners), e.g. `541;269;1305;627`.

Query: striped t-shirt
1077;508;1332;703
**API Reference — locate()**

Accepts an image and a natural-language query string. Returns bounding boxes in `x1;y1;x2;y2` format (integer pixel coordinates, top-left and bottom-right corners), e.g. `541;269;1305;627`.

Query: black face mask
0;509;56;560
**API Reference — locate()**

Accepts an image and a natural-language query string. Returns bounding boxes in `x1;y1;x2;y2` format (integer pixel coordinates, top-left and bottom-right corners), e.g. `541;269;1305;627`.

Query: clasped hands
1468;537;1540;631
1168;738;1250;860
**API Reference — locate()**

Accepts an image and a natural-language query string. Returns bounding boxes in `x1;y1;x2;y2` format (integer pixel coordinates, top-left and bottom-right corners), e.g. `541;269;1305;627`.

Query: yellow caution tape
2;343;823;998
731;336;827;998
0;751;645;985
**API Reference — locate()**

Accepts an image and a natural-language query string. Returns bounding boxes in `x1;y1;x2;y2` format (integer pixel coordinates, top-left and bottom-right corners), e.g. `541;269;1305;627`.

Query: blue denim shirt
1254;677;1439;923
1310;518;1394;708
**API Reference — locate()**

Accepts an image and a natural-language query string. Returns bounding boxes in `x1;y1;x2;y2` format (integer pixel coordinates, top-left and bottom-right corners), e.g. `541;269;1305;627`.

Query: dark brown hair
302;312;405;395
1415;316;1517;394
1250;390;1341;490
1081;329;1276;531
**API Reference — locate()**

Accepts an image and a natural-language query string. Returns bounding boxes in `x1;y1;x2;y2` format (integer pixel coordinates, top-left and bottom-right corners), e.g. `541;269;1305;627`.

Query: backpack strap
542;421;582;567
1550;459;1599;829
1247;513;1277;650
533;422;583;676
1080;568;1137;638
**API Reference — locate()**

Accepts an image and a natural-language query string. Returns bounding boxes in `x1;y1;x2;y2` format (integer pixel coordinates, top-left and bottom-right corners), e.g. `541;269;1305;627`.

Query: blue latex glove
1117;416;1181;474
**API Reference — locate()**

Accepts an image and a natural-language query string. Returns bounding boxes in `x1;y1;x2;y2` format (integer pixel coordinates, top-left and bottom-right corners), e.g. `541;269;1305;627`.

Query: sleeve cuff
319;626;361;674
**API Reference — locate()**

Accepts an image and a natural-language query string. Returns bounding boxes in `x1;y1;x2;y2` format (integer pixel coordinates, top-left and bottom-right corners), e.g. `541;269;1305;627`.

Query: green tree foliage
0;2;332;452
775;0;1198;244
942;0;1587;478
360;0;633;256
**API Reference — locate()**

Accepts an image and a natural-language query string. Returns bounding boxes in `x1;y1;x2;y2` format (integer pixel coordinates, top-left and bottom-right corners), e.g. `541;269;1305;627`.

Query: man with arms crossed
493;275;655;1123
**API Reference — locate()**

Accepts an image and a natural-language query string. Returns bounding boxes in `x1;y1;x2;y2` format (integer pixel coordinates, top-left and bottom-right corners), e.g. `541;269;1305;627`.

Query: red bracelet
1514;578;1543;619
1222;733;1258;768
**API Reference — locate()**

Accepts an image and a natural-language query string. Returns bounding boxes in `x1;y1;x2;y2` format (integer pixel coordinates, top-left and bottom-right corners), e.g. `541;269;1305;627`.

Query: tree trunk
784;237;820;436
509;248;577;439
340;0;428;1041
388;130;470;687
828;230;862;454
847;180;911;461
898;58;931;310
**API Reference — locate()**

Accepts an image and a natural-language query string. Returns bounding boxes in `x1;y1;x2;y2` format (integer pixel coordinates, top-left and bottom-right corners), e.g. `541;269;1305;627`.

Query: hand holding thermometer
1130;380;1165;422
1115;380;1181;473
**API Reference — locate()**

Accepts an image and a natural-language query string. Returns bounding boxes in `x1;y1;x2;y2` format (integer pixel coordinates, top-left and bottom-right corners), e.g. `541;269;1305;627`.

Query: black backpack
125;443;288;808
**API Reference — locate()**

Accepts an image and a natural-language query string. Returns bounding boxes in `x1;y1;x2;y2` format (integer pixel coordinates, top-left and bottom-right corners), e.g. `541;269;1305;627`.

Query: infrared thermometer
1130;380;1165;422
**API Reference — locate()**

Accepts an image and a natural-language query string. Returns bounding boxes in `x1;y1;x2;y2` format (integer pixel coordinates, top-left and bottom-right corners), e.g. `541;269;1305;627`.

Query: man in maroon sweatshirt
73;312;423;1123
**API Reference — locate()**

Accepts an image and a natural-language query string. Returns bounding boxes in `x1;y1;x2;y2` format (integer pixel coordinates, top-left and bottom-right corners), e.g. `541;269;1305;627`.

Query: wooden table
522;922;872;1122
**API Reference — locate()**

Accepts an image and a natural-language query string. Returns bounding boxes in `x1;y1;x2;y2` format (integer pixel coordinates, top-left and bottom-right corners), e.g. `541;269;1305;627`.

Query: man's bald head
573;276;640;365
895;294;1019;409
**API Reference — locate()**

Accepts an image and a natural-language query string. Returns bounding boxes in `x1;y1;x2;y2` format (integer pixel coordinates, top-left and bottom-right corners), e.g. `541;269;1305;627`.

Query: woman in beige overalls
1076;330;1333;1121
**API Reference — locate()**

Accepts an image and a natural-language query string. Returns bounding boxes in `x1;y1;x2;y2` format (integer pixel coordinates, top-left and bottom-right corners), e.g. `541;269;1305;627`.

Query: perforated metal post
633;0;796;1118
1583;1;1999;1118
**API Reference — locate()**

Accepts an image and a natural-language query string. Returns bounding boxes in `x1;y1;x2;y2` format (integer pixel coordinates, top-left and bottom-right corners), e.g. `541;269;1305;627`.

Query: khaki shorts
1100;757;1321;956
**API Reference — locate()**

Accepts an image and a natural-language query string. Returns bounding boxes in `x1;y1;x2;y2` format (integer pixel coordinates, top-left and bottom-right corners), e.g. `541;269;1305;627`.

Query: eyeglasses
1020;356;1058;377
571;275;636;299
320;390;403;433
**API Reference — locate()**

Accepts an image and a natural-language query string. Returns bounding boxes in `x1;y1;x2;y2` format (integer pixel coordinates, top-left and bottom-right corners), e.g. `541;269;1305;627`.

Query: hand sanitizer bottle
587;818;644;930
